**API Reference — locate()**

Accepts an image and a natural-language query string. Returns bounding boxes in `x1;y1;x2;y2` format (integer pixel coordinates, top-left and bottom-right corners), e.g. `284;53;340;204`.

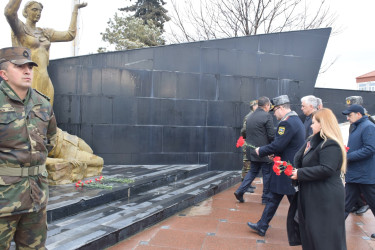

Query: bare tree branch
167;0;338;40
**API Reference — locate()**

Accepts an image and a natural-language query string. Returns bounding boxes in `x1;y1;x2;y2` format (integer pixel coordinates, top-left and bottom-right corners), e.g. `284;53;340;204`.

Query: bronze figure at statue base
46;128;104;185
5;0;104;185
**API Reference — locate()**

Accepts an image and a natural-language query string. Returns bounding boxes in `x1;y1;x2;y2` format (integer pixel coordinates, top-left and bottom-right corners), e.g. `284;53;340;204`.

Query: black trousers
345;183;375;218
257;192;294;231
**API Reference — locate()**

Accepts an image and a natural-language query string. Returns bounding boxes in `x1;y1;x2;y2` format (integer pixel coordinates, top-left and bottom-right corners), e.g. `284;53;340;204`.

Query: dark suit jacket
245;107;275;162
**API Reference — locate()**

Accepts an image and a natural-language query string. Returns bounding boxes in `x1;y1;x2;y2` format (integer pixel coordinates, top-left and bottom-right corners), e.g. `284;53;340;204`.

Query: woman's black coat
287;134;346;250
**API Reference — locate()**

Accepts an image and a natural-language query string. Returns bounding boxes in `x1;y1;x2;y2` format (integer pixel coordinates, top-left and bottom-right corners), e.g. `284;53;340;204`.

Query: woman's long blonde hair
313;108;347;173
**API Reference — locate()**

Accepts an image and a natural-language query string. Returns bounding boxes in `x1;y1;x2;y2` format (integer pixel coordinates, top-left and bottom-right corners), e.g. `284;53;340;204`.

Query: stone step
47;164;209;222
46;170;241;250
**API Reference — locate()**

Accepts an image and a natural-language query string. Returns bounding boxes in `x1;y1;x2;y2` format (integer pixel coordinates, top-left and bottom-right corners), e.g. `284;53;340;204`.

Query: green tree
119;0;170;30
98;14;165;52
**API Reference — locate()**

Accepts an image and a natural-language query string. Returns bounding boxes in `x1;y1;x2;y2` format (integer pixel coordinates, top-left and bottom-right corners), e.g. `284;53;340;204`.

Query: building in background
356;70;375;91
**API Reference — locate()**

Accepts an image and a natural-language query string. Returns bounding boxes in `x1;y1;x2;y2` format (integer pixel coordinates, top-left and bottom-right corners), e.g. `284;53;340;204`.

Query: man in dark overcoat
342;104;375;239
345;96;371;215
248;95;305;236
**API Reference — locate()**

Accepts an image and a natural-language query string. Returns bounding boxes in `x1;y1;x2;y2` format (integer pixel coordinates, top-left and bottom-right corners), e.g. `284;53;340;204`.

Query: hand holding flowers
290;168;298;180
273;156;294;177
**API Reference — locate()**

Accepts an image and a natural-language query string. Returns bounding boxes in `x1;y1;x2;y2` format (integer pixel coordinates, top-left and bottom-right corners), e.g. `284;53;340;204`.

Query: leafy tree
98;14;165;52
119;0;170;30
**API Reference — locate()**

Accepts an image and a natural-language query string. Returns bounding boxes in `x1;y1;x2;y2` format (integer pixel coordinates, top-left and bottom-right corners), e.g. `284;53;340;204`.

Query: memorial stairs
43;164;241;249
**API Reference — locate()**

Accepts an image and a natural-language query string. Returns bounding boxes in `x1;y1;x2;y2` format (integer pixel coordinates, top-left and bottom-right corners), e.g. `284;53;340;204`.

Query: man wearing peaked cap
246;94;305;236
0;47;38;67
269;94;289;111
345;96;363;106
342;103;375;232
0;47;56;249
346;95;375;125
344;96;374;217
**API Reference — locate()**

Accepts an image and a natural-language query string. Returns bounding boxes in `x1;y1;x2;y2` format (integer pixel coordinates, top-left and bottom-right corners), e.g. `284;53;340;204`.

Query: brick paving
108;178;375;250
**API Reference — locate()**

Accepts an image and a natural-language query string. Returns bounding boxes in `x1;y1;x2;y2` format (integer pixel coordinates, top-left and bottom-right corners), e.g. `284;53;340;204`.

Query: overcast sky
0;0;374;90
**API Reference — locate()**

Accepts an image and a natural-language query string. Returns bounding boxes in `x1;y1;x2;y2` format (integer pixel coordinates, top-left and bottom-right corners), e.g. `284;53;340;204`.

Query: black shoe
246;187;255;193
250;185;256;189
371;233;375;239
234;192;244;203
247;222;266;236
356;205;370;215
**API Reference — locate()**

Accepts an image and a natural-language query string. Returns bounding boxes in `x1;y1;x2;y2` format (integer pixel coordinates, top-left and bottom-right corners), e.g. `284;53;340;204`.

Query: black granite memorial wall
314;88;375;123
48;28;332;170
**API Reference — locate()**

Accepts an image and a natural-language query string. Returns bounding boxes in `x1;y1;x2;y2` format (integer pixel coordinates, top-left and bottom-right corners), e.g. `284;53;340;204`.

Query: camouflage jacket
0;80;57;217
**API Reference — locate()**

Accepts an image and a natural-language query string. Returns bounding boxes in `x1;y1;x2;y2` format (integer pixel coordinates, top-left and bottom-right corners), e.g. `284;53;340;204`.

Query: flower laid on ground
75;176;135;190
273;156;293;176
236;136;256;149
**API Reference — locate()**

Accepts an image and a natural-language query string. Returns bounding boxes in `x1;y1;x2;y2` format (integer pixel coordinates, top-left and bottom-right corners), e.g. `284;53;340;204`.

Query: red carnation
236;136;245;148
274;156;281;162
284;165;293;176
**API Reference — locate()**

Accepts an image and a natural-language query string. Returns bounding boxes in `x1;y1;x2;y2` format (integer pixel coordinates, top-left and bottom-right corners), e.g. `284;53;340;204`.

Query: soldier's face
0;63;34;92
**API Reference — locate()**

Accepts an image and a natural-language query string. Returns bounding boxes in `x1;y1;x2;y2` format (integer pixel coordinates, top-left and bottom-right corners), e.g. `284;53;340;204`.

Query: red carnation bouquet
236;136;256;149
273;156;293;176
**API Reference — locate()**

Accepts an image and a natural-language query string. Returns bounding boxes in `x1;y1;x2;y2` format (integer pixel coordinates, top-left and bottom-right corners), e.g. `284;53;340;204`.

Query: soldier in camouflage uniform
240;100;258;190
0;47;57;249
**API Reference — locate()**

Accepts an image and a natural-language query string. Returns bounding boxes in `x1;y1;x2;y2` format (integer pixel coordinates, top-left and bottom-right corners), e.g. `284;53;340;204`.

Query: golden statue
5;0;104;185
5;0;87;105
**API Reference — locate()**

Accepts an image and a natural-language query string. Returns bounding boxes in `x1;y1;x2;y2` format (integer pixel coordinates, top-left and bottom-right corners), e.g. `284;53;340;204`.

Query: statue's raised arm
50;2;88;42
4;0;24;38
4;0;87;104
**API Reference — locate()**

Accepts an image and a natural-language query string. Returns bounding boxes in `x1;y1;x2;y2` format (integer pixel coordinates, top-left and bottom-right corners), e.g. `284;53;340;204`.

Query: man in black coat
234;96;275;204
247;95;305;236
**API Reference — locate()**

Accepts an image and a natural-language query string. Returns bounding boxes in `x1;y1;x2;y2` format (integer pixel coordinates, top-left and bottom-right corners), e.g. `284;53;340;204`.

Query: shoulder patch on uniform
278;126;285;135
33;89;50;101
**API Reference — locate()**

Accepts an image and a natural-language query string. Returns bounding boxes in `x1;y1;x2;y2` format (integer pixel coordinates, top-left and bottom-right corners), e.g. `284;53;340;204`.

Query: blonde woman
288;108;347;250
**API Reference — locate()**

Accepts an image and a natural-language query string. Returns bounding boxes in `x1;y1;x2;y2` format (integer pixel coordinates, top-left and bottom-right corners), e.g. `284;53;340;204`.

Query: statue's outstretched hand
75;2;88;10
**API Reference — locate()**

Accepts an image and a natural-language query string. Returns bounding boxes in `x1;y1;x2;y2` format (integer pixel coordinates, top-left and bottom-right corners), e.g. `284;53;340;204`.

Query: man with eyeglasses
246;95;305;236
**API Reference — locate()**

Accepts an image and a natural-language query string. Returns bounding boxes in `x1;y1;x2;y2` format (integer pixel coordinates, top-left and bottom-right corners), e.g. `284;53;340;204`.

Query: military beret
346;96;363;106
270;95;289;111
0;47;38;67
249;100;258;107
